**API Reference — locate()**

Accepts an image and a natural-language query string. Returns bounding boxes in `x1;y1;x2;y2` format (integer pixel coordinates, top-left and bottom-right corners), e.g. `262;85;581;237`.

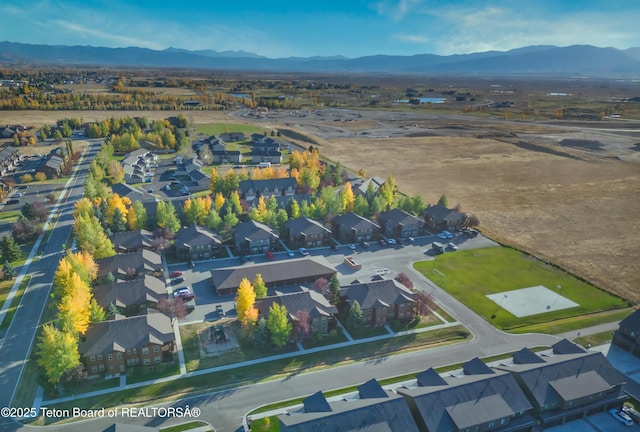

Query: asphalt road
0;140;103;432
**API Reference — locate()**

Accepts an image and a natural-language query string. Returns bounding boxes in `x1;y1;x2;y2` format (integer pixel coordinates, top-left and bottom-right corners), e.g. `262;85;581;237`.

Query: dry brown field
311;133;640;302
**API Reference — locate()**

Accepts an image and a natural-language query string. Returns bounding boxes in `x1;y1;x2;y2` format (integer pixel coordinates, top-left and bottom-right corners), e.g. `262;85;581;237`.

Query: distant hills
1;41;639;75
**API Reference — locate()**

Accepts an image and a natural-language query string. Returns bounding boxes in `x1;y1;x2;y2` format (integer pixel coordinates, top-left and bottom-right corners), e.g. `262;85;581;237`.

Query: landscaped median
413;247;630;333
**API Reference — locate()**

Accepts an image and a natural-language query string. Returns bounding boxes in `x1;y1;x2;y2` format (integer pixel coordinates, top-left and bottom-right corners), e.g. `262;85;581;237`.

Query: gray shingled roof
333;212;380;231
619;309;640;332
110;229;155;251
255;287;337;321
285;217;332;237
79;310;174;356
211;256;336;293
96;249;162;278
416;368;448;387
93;275;167;308
378;208;421;227
234;220;280;242
238;178;298;195
175;225;222;248
422;204;467;223
339;279;415;310
398;371;532;432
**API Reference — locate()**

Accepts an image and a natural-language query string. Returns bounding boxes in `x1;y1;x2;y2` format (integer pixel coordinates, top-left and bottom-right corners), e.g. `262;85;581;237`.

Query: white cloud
393;34;429;44
375;0;426;22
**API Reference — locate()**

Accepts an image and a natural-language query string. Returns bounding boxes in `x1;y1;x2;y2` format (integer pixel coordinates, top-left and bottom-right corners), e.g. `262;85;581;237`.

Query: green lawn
0;209;22;224
413;247;627;331
195;123;264;137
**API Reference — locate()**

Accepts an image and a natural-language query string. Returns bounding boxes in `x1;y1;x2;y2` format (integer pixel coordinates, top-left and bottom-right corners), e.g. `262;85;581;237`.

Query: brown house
96;249;163;281
92;275;168;315
284;217;332;248
255;287;338;337
80;311;175;375
377;208;422;238
110;229;155;253
331;212;380;243
422;205;467;233
174;225;223;260
339;279;415;327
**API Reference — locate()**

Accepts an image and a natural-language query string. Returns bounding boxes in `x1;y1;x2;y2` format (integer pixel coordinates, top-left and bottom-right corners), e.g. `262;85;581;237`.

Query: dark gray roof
79;310;174;356
358;379;388;399
252;148;281;157
619;309;640;332
280;392;419;432
93;275;167;308
110;229;155;251
552;338;586;355
378;208;421;227
398;371;532;432
96;249;162;279
234;220;280;242
495;351;627;409
513;348;546;364
303;391;332;413
416;368;448;387
333;212;380;231
285;217;332;237
111;183;156;203
175;225;222;248
238;177;297;195
463;357;495;375
422;204;467;223
339;279;415;310
256;287;337;321
211;256;336;293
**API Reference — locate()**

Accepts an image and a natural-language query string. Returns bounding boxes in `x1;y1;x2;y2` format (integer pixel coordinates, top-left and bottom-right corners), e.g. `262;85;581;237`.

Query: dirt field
313;134;640;301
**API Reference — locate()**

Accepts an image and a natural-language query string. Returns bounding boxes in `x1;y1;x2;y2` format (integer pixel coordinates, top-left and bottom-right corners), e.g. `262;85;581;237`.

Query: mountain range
1;41;639;75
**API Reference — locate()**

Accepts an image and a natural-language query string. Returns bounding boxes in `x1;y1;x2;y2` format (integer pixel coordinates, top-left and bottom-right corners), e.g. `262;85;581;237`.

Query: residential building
378;208;422;238
278;382;419;432
256;287;337;336
0;146;19;176
174;225;222;260
212;149;243;164
79;310;175;375
398;360;536;432
612;309;640;357
219;132;245;142
96;249;163;281
238;178;297;201
331;212;380;243
110;229;155;253
251;147;282;164
251;134;280;148
422;204;468;233
495;340;628;427
122;149;157;184
93;275;168;315
36;147;66;179
284;217;332;248
210;256;336;295
348;175;385;196
233;220;280;254
339;279;415;327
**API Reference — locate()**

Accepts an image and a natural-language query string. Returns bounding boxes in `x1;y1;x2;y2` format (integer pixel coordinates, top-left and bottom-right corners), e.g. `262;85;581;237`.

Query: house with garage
339;279;415;327
220;132;245;142
0;146;20;176
398;358;536;432
378;208;422;238
110;229;156;253
612;309;640;358
211;256;336;295
284;217;332;249
495;340;628;428
36;147;65;179
251;147;282;164
255;287;338;337
278;381;419;432
79;310;175;375
233;220;281;255
122;149;157;184
96;249;163;281
331;212;380;243
422;204;467;233
174;225;223;260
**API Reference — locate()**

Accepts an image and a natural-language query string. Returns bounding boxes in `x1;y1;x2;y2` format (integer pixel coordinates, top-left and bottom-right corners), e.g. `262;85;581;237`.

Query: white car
448;242;458;251
348;244;357;250
610;408;634;426
298;247;309;256
14;192;23;197
387;238;397;245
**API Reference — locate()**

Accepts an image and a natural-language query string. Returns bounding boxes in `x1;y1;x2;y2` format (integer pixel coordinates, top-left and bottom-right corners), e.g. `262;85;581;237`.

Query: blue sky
1;0;638;58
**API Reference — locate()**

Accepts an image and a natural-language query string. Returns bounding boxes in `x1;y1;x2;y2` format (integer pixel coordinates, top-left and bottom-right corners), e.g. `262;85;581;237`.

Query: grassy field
194;123;263;136
413;247;627;331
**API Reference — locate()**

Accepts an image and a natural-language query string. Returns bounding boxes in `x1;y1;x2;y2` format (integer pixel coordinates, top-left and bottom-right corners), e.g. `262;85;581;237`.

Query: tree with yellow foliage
58;273;92;335
36;325;80;384
127;205;139;230
253;274;267;298
105;193;128;225
236;278;258;326
214;192;225;212
342;181;355;213
73;197;94;219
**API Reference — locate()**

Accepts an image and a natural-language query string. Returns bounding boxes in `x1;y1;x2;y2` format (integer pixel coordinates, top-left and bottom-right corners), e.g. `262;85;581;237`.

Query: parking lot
547;411;640;432
166;231;498;325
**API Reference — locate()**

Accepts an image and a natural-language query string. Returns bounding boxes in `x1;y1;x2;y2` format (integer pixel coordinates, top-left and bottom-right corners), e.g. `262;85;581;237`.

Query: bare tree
395;273;414;289
413;291;436;317
467;215;480;227
311;277;329;295
292;309;312;342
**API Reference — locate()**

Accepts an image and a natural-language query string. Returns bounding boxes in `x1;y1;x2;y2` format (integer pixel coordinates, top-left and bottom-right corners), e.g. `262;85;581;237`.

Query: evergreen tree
110;207;127;233
329;273;341;305
253;274;268;299
1;235;22;262
437;194;448;208
132;201;148;230
156;201;181;233
3;261;16;280
89;298;107;322
253;318;270;348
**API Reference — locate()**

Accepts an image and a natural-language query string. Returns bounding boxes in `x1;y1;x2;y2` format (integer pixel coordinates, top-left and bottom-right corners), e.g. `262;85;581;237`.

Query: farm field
413;247;628;331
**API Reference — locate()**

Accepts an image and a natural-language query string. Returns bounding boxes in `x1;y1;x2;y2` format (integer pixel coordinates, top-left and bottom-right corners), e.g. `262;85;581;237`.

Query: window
143;358;151;365
108;354;113;361
152;345;160;353
116;352;122;359
90;355;96;362
98;364;105;372
97;354;103;361
109;364;114;370
91;366;97;373
154;356;161;363
142;347;149;355
132;348;137;354
126;349;131;355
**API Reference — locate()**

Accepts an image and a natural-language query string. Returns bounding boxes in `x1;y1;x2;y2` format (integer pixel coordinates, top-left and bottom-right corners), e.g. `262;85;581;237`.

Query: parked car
379;239;388;246
14;192;23;197
622;406;640;422
287;250;295;257
376;268;390;275
164;185;171;191
298;247;309;256
216;304;225;317
348;244;357;250
448;242;458;251
173;287;191;296
169;271;183;278
407;236;415;243
266;251;275;260
170;277;184;284
387;238;397;245
360;241;370;248
610;408;634;426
